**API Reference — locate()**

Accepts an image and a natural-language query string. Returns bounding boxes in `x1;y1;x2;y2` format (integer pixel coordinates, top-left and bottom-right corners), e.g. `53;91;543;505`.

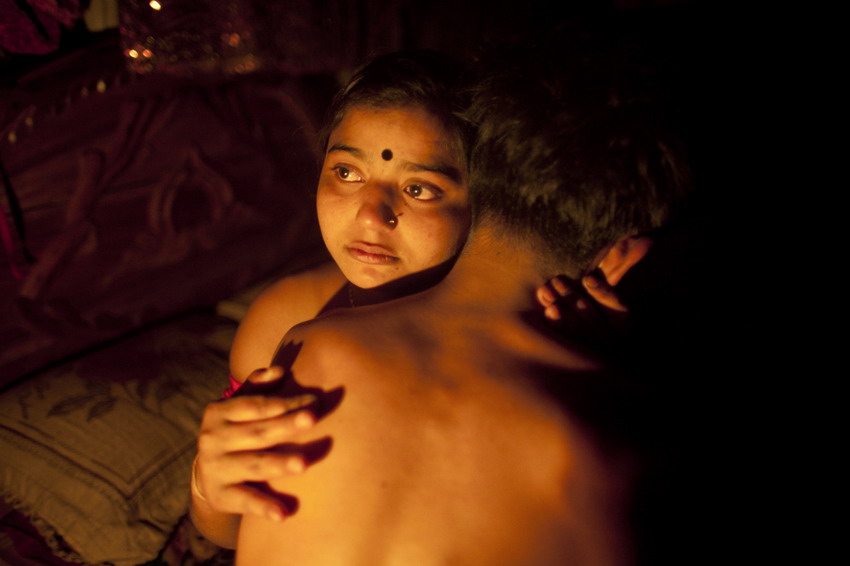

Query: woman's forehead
328;106;465;167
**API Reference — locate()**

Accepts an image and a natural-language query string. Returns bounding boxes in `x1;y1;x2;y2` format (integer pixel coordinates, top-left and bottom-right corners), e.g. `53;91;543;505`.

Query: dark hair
466;38;691;275
319;50;472;159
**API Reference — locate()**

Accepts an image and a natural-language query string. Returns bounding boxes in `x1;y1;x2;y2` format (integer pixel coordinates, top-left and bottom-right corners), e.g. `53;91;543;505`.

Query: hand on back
194;367;316;522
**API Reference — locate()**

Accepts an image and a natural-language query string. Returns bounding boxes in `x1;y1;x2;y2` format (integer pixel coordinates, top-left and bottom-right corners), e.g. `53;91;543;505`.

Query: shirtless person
235;42;689;566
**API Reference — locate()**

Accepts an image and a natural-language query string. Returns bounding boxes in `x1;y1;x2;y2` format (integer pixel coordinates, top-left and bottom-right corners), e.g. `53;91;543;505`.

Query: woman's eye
331;166;363;182
404;184;441;202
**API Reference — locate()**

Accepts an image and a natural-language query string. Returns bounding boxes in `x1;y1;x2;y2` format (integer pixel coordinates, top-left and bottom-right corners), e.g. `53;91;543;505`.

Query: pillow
0;313;233;566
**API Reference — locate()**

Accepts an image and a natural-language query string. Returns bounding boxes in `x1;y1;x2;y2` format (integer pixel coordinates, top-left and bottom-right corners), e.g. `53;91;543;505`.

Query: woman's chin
342;266;400;290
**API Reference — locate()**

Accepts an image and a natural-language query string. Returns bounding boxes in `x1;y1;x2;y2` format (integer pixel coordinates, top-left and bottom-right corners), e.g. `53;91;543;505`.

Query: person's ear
597;235;653;287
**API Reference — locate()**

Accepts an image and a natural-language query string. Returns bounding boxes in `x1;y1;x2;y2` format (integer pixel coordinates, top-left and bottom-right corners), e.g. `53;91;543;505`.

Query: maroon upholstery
0;39;327;386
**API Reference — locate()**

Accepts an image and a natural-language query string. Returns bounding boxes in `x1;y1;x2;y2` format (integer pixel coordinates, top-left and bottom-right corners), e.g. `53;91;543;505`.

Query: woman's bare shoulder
229;262;347;381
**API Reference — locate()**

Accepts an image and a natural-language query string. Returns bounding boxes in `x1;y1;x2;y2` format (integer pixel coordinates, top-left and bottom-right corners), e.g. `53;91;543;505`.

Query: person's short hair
466;38;691;275
319;50;472;159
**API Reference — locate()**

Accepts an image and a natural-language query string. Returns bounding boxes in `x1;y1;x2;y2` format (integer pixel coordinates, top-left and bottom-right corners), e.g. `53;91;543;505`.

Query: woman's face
317;106;470;289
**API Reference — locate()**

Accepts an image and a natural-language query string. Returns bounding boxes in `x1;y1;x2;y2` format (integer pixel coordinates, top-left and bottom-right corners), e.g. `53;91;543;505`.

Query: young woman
192;51;475;547
191;50;627;548
228;50;472;387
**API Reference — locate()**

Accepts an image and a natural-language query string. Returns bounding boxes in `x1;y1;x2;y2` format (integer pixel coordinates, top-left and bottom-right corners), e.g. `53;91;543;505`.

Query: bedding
0;266;320;566
0;312;232;565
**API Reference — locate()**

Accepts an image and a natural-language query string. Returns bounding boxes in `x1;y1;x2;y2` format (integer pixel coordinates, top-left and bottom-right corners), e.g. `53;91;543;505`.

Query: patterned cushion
0;313;233;566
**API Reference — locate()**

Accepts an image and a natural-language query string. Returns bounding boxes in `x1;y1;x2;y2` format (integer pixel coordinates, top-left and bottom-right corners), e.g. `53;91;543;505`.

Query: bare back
236;294;632;566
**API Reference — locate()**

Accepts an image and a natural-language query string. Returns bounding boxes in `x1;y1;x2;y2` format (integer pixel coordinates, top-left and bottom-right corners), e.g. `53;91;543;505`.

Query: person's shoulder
279;307;390;384
283;306;366;355
229;262;347;381
262;262;346;307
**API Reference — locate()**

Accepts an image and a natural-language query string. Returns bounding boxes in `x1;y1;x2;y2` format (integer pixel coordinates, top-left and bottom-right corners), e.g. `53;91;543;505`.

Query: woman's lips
345;242;400;265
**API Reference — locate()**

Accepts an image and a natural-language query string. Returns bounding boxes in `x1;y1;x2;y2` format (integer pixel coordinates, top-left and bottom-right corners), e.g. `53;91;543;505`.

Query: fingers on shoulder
220;483;291;522
199;452;306;520
207;394;308;423
237;410;315;448
199;406;316;456
582;275;627;312
539;275;580;320
210;451;307;482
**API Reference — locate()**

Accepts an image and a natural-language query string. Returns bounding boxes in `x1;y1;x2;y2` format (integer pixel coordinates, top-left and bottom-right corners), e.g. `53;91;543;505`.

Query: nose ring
388;217;398;227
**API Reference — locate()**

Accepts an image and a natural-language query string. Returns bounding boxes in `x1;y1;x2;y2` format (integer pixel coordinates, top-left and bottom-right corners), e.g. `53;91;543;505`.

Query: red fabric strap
221;374;243;399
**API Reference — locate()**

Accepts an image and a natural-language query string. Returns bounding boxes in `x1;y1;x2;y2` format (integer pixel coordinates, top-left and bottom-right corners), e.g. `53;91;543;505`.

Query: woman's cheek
440;204;471;254
316;191;343;245
317;186;345;223
416;210;469;263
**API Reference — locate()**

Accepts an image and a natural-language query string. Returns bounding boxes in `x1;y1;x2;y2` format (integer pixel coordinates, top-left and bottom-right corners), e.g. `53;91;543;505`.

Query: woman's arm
193;263;345;546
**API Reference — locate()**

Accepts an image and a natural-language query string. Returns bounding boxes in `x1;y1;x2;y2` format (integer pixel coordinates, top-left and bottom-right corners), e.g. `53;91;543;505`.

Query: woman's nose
356;183;398;229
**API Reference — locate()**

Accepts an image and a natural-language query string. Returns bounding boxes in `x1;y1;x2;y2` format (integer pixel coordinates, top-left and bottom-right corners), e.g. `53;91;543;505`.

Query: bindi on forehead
381;149;393;161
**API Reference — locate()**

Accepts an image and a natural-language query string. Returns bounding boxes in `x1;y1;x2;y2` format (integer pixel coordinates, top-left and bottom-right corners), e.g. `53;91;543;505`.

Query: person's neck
435;222;554;315
346;257;457;308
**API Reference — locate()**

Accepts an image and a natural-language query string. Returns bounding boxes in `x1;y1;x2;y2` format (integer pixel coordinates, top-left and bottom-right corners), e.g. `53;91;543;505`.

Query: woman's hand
536;273;629;342
192;367;316;545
